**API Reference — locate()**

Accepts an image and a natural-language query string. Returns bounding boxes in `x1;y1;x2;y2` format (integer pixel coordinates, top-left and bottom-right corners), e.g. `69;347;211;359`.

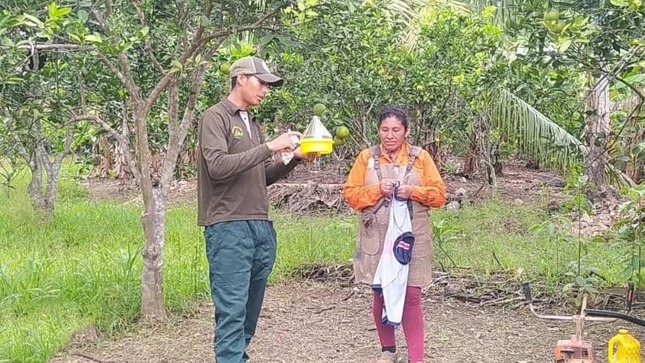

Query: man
198;56;314;363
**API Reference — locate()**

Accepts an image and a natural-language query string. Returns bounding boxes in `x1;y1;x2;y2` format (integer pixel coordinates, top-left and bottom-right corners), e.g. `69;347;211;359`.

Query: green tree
391;0;643;189
1;0;290;320
0;8;96;218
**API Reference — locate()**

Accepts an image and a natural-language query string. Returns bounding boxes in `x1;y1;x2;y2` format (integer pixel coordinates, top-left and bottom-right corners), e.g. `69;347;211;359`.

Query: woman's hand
380;179;396;198
395;184;413;200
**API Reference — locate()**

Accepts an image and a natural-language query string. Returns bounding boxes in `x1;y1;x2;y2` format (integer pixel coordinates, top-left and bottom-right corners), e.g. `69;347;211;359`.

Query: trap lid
302;116;332;139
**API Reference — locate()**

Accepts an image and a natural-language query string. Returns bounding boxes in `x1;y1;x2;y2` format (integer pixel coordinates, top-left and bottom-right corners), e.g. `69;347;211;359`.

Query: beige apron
354;160;433;287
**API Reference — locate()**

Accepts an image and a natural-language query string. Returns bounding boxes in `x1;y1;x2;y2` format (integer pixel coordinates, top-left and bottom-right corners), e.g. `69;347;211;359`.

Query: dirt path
49;281;645;363
60;160;636;362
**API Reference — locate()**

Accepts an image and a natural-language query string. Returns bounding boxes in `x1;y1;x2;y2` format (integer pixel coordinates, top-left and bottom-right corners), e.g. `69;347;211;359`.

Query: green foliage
530;216;571;270
431;218;462;268
556;170;602;293
263;0;506;157
0;183;353;362
1;172;639;362
264;0;402;147
401;6;503;150
270;211;355;278
0;6;102;215
447;0;645;187
615;184;645;284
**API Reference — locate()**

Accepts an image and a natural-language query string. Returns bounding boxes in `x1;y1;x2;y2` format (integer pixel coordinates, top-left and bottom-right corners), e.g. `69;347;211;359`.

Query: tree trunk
26;156;44;211
463;121;480;178
140;186;167;321
584;72;610;193
24;123;71;219
41;159;62;219
425;140;442;172
26;153;63;219
133;107;168;321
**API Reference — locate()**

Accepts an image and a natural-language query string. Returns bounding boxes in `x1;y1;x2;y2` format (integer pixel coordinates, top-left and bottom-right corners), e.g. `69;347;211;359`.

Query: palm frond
385;0;417;22
488;90;633;187
384;0;469;49
489;89;586;171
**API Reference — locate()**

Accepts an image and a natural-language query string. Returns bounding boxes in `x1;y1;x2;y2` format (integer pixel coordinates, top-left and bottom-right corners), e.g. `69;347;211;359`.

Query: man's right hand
266;131;302;152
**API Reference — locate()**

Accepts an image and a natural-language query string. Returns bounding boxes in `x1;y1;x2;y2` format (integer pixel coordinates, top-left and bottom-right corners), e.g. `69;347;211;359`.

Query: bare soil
49;280;645;363
58;159;637;363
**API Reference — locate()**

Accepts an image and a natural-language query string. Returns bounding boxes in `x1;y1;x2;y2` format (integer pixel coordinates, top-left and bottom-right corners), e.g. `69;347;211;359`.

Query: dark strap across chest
370;145;421;182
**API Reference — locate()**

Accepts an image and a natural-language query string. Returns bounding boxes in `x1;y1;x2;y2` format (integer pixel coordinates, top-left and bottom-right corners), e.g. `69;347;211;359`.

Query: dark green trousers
205;220;277;363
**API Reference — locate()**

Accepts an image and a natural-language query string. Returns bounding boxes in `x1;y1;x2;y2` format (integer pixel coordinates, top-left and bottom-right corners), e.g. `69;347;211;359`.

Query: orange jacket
343;143;447;210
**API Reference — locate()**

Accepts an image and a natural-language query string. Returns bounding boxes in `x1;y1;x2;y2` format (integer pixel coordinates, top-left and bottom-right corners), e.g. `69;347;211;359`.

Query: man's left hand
294;149;318;161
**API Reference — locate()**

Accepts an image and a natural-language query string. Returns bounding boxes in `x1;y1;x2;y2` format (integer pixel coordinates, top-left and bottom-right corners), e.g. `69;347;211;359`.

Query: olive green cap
229;56;283;87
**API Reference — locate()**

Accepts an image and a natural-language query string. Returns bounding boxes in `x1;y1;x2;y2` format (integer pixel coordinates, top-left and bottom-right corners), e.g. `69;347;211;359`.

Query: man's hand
395;185;413;200
380;178;396;198
293;149;318;161
266;131;302;152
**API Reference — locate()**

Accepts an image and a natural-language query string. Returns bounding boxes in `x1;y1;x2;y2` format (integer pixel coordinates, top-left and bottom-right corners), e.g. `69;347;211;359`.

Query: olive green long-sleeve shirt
197;98;298;226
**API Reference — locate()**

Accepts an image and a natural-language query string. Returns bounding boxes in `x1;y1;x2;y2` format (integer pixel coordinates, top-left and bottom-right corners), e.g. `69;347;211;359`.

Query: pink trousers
372;286;424;362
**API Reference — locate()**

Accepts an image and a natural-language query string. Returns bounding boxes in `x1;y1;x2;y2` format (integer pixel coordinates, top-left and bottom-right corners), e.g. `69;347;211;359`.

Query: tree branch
2;108;31;162
160;58;210;194
53;127;75;166
105;0;112;19
74;60;87;112
167;76;180;137
175;2;214;65
79;114;127;146
200;24;279;51
615;75;645;102
144;72;174;114
95;53;135;96
131;0;164;73
117;53;143;103
205;37;226;59
91;8;108;32
196;3;283;57
121;109;141;182
15;43;92;51
131;0;145;23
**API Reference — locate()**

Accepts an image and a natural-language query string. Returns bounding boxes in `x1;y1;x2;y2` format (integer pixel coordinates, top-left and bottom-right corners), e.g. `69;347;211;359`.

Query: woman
343;106;446;363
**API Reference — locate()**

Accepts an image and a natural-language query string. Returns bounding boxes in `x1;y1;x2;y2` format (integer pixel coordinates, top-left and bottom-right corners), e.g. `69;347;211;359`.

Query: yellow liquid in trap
300;116;333;155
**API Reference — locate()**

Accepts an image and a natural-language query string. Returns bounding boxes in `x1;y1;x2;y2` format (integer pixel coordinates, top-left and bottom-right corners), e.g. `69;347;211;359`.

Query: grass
0;173;358;363
434;199;630;289
0;171;634;363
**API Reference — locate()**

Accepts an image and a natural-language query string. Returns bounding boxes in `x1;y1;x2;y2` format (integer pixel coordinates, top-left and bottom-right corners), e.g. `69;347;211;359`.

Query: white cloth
372;192;413;326
239;111;252;138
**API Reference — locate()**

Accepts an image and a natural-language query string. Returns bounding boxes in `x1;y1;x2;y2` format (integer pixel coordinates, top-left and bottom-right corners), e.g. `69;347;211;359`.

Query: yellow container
609;329;641;363
299;137;333;155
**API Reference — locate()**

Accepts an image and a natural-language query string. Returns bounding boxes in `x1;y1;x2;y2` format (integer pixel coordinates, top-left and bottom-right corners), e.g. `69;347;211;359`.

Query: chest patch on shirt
232;126;244;140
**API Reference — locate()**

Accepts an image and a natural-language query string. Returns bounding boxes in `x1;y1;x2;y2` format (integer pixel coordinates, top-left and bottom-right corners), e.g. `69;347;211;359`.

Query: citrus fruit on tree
333;136;345;147
313;103;326;116
219;62;231;74
336;125;350;139
550;20;566;34
543;9;559;22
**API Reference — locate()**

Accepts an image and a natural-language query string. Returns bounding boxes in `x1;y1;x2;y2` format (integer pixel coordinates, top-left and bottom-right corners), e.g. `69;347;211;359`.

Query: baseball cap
229;56;283;87
393;231;415;265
